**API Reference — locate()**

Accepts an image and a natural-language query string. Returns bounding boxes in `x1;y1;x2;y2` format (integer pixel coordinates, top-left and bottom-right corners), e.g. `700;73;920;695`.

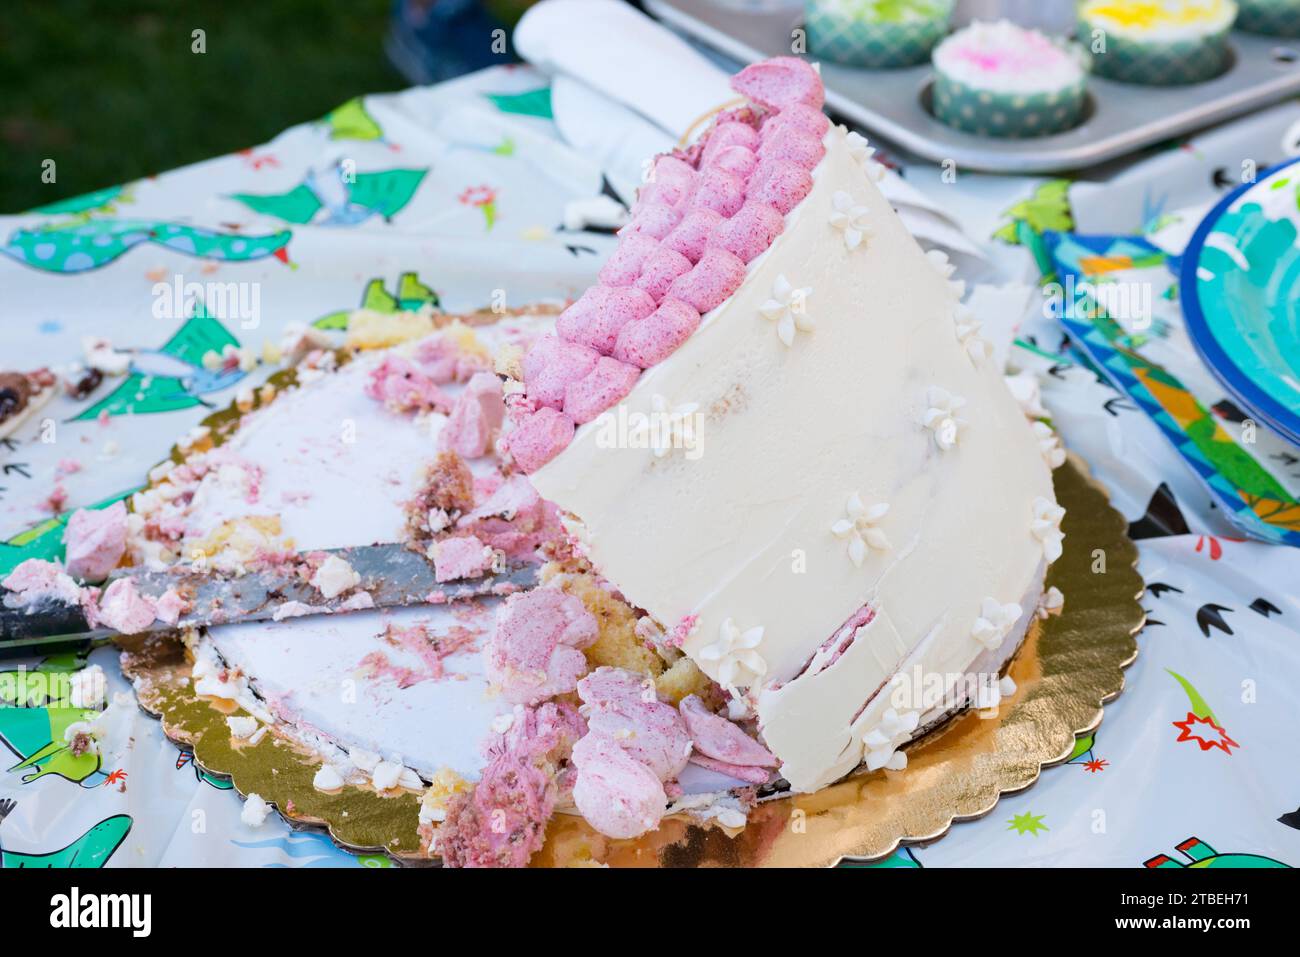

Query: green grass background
1;0;407;213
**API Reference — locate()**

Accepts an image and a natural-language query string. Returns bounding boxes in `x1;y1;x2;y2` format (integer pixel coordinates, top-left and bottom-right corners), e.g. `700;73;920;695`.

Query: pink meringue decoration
632;246;693;301
758;124;826;170
704;144;759;181
503;406;574;473
688;166;746;218
731;56;825;112
563;356;640;424
597;231;660;287
365;355;451;413
62;501;127;582
761;104;830;140
432;535;495;583
621;202;682;241
486;588;598;706
556;285;656;355
679;694;778;767
571;732;668;840
438;372;505;459
613;298;701;368
521;334;599;410
747;159;814;215
710;200;785;263
662;208;724;263
665;247;746;314
700;121;760;166
153;587;190;627
576;667;692;782
89;578;157;634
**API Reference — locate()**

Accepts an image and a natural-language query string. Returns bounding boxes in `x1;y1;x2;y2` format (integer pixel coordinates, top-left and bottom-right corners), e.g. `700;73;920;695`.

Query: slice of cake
503;57;1064;796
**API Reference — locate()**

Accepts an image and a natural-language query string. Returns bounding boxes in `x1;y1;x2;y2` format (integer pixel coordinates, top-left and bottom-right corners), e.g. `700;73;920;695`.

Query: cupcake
930;20;1089;138
1236;0;1300;36
806;0;955;68
1077;0;1238;85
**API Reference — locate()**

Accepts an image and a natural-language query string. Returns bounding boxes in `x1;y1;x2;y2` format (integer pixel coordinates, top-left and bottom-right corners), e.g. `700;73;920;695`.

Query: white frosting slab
531;126;1057;791
209;603;505;779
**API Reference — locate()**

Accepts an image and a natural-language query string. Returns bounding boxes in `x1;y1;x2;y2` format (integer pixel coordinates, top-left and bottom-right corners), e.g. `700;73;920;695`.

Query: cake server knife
0;543;536;658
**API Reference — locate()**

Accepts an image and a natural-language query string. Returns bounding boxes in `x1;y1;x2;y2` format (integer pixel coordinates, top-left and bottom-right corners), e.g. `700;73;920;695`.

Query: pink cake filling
62;502;128;582
506;56;825;473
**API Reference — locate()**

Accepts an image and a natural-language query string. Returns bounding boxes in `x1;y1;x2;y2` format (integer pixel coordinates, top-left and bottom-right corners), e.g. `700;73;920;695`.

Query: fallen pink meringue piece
365;355;451;413
577;667;692;782
486;588;598;705
153;587;191;627
1;559;84;609
688;753;773;785
89;578;157;634
679;694;778;767
62;501;127;582
438;371;505;459
432;535;495;583
572;731;669;840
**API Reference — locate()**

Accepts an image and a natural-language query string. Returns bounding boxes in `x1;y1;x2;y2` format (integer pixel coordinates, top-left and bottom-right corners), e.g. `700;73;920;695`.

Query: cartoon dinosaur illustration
73;303;246;421
229;164;427;227
0;800;132;868
1167;668;1240;754
26;184;129;217
320;97;384;142
0;488;138;577
0;656;109;788
1144;836;1288;869
312;271;440;331
485;87;553;119
175;750;233;791
842;846;922;868
992;180;1074;276
1067;731;1109;772
2;218;291;274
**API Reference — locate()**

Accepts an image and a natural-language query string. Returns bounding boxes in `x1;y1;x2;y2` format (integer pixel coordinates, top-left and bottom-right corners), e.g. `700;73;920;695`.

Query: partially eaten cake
14;56;1065;868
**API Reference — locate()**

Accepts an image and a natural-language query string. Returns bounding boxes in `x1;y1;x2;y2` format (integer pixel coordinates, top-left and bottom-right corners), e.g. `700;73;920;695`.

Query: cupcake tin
645;0;1300;173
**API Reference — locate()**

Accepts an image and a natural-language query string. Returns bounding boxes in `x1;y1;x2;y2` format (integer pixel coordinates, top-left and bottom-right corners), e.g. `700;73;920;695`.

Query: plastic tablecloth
1;65;1298;868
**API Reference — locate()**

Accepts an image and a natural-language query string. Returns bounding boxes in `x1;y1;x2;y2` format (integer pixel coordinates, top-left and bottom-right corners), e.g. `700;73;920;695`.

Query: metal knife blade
1;543;535;653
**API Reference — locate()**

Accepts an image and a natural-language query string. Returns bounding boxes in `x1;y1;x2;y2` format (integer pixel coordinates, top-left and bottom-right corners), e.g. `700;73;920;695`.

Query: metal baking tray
645;0;1300;173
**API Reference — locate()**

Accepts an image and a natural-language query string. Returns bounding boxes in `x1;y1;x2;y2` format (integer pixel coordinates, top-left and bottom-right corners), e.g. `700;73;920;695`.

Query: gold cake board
122;453;1143;867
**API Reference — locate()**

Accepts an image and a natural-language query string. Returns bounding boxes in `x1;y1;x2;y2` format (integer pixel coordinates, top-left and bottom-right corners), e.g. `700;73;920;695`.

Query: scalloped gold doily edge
122;451;1142;867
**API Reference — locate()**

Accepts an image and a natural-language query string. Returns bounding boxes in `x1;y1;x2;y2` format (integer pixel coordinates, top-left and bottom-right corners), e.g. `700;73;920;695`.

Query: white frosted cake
3;57;1066;868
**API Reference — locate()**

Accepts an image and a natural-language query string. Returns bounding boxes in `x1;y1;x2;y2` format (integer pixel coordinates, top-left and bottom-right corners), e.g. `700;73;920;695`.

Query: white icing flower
631;393;701;458
926;248;956;279
922;387;966;450
1004;370;1048;419
948;278;967;300
1037;585;1065;619
700;618;767;690
971;597;1024;651
760;275;814;347
831;493;890;567
829;191;871;251
862;707;919;771
1031;497;1066;563
1032;420;1066;469
953;305;989;364
845;131;886;182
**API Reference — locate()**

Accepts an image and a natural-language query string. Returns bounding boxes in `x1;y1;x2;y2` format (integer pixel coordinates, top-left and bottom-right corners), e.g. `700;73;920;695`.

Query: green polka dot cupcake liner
1237;0;1300;37
930;74;1087;138
805;1;953;68
1077;20;1234;85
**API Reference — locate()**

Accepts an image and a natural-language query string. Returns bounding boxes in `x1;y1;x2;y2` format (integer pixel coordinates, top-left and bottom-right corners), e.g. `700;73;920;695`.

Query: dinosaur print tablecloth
1;64;1298;869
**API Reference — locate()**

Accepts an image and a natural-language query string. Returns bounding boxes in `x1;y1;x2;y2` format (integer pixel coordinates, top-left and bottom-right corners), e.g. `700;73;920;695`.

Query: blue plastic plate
1181;155;1300;447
